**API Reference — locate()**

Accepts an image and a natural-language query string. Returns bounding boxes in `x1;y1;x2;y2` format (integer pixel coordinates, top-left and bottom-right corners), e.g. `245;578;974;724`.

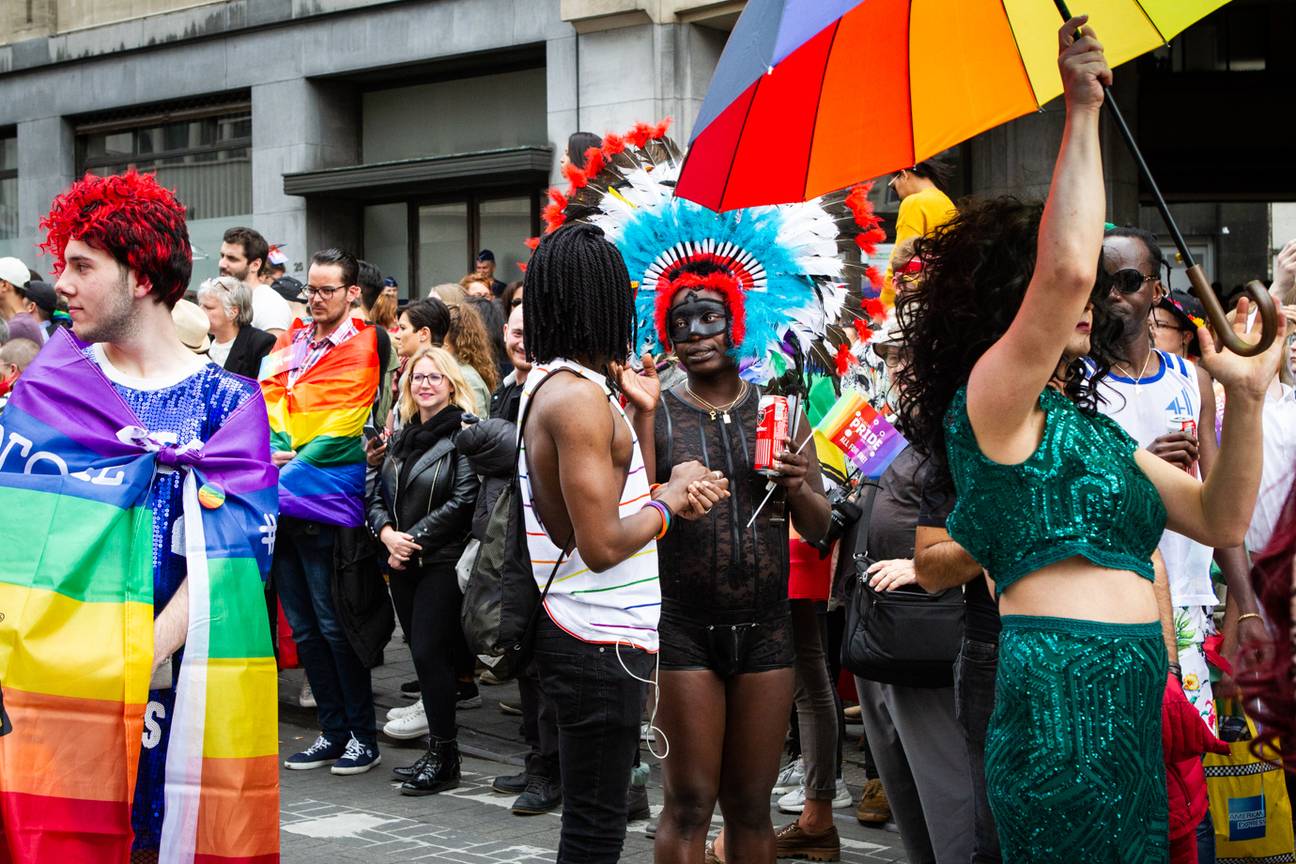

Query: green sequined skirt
987;615;1168;863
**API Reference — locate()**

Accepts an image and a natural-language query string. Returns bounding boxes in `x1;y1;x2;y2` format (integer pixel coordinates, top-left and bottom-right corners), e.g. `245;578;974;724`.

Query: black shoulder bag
460;370;570;681
841;484;965;689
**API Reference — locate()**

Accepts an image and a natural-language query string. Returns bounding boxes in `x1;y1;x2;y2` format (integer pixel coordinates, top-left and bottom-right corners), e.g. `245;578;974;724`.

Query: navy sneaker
283;734;347;770
330;734;382;775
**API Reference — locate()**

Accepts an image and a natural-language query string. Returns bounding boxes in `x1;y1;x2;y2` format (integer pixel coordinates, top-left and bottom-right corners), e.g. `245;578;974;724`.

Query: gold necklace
1114;350;1155;394
686;381;748;424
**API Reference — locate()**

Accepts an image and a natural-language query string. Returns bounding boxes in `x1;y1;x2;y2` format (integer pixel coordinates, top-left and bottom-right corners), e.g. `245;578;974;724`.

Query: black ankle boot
399;737;461;796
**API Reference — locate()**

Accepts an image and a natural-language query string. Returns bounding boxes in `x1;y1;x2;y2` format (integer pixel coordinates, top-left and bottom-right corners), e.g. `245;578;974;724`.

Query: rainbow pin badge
197;483;226;510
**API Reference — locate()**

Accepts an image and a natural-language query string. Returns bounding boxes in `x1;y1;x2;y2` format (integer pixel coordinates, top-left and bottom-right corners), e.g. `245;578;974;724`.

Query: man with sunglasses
264;247;386;776
1096;225;1266;864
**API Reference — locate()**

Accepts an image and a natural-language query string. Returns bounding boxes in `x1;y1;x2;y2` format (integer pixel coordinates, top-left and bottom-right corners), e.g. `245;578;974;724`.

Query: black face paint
669;291;730;345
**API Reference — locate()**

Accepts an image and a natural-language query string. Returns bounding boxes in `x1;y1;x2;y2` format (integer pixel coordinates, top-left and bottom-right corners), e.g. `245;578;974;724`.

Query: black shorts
658;601;794;677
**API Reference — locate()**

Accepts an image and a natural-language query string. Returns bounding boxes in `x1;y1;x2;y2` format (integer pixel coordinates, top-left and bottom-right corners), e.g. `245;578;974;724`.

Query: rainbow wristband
643;499;671;540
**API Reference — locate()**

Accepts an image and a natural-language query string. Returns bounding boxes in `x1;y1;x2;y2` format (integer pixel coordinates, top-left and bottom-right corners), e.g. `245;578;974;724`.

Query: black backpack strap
370;325;392;425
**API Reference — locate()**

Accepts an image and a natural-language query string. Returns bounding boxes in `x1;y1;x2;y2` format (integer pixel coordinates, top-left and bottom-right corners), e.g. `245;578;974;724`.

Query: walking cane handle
1185;265;1277;357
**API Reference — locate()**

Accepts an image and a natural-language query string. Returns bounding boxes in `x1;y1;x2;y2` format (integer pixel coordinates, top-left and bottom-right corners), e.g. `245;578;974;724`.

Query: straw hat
171;299;211;354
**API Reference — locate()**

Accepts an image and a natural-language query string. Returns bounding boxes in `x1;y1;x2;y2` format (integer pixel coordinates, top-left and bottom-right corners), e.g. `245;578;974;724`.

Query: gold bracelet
1237;612;1263;624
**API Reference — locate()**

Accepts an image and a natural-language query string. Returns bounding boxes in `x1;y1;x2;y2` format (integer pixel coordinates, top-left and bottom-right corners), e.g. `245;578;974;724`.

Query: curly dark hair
893;196;1125;467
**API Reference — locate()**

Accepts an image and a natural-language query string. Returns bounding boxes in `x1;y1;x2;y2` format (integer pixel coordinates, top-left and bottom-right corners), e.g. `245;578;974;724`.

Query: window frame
401;187;544;298
1;128;18;241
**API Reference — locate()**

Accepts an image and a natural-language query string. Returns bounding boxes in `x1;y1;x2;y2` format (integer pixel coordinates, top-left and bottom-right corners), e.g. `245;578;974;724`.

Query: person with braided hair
520;221;727;864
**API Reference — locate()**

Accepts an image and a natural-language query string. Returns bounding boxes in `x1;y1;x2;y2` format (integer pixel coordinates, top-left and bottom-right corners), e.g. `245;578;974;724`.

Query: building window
1;131;16;240
364;191;542;301
75;101;252;220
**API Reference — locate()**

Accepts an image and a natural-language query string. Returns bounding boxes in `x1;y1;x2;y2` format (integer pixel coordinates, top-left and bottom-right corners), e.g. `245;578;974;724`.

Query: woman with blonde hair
366;346;480;795
445;301;497;415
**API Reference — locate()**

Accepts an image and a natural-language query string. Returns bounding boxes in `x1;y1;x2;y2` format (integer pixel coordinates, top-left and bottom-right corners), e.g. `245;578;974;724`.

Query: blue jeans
954;637;1002;864
532;614;650;864
275;516;376;745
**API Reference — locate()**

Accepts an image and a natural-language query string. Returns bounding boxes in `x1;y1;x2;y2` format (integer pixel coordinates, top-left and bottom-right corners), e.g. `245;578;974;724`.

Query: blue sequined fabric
987;616;1168;862
83;351;260;852
943;386;1167;595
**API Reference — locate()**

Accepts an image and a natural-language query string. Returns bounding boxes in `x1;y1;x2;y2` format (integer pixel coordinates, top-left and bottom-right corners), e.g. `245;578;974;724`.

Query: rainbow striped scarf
0;331;280;863
259;318;379;527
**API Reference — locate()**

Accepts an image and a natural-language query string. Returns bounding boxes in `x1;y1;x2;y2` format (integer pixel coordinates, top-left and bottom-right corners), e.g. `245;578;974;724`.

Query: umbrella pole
1052;0;1276;356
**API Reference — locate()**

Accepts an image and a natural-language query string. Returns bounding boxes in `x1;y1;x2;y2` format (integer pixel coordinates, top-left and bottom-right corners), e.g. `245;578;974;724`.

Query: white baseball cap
0;257;30;289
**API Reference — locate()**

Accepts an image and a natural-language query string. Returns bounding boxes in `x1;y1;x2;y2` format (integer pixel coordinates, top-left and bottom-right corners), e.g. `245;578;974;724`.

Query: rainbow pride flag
259;318;379;527
0;331;280;863
814;389;907;479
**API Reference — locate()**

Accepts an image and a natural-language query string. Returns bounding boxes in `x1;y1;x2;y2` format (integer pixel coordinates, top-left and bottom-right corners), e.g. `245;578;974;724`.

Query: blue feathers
611;196;820;362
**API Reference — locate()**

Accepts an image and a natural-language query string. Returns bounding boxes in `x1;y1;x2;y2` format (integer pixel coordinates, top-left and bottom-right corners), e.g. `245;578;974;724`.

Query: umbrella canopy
677;0;1229;211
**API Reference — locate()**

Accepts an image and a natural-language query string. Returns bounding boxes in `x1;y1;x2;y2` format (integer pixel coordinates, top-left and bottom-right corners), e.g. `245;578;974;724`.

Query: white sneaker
382;701;429;740
298;679;316;708
772;757;804;795
777;779;852;813
385;698;423;722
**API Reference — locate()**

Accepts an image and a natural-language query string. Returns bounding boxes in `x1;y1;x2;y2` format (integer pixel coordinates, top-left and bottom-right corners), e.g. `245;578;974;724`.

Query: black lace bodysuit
653;385;795;675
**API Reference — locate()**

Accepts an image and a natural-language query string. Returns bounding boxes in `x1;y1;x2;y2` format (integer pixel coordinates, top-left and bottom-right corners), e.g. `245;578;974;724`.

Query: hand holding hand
677;477;730;520
868;559;917;592
1198;296;1288;399
1147;431;1199;470
1058;17;1111;113
660;461;727;516
380;525;422;561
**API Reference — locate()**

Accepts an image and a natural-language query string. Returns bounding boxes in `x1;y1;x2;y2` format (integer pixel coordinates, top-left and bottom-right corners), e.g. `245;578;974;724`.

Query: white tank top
518;358;660;651
1095;350;1217;607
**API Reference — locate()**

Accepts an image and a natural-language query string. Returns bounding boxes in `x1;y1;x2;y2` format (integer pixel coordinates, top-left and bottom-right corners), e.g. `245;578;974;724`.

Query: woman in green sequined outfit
893;18;1288;863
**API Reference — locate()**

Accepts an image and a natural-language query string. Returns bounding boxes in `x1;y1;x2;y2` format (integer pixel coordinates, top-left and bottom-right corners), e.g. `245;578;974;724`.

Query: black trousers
388;560;463;740
532;614;651;864
518;664;560;781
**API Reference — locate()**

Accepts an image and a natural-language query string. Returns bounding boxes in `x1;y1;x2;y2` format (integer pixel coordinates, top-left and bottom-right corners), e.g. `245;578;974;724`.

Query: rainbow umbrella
676;0;1276;355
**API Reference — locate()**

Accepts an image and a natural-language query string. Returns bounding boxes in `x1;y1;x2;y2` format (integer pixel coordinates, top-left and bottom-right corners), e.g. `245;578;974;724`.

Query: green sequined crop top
943;385;1166;596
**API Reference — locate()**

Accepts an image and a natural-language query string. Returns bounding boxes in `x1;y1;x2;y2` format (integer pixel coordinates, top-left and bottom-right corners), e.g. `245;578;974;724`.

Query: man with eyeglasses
263;247;386;776
1095;225;1266;864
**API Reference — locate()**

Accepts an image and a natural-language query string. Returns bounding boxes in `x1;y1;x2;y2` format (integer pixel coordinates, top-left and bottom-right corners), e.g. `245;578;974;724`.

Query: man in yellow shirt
883;161;956;306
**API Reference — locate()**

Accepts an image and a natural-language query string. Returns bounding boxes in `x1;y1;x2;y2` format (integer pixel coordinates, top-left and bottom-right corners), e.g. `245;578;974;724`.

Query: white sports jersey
1096;351;1217;607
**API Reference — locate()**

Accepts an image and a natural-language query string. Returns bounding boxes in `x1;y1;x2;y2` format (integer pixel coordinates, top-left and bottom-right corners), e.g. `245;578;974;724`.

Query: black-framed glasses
1110;269;1158;294
303;284;347;299
410;372;445;386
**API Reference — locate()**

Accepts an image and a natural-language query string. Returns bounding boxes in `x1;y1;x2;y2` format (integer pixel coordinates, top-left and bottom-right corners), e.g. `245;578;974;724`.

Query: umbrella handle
1051;0;1278;357
1184;267;1278;358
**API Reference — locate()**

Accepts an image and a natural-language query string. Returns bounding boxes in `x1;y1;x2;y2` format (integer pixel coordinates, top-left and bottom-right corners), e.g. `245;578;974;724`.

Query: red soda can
754;395;789;475
1168;417;1199;477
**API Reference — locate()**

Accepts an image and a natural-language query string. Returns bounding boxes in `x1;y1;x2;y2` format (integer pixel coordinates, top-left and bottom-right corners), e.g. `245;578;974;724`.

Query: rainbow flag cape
259;318;379;527
814;389;907;479
0;330;280;863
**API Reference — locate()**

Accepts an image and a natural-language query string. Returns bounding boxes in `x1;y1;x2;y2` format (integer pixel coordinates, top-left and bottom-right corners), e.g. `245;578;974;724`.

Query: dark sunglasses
1110;269;1158;294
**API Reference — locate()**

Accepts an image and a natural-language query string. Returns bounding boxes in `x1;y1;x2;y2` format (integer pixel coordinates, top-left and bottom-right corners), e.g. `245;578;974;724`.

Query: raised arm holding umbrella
675;0;1277;358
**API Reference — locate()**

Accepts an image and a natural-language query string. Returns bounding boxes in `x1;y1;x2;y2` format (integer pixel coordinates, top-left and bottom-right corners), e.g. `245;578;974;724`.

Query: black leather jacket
366;433;479;566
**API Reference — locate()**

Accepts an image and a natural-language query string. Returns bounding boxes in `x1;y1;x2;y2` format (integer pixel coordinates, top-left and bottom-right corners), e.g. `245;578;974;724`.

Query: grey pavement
277;640;910;863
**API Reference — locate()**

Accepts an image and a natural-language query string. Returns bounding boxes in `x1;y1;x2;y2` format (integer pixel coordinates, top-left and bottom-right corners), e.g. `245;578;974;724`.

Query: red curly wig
654;269;746;351
41;170;192;307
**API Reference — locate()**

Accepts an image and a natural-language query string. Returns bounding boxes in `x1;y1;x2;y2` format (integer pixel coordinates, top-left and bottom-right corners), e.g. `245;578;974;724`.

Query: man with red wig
0;170;280;863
